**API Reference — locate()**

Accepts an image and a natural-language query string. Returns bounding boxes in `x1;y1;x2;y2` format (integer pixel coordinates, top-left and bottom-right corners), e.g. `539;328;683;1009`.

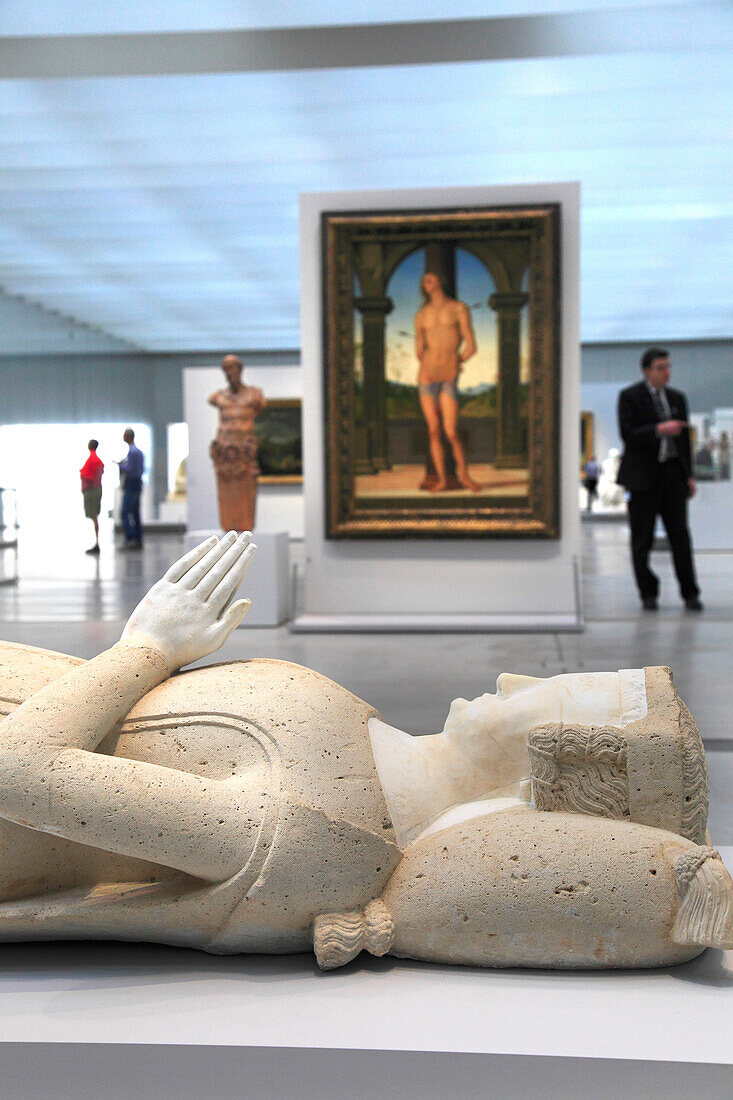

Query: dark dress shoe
642;596;658;610
685;597;704;611
85;545;101;555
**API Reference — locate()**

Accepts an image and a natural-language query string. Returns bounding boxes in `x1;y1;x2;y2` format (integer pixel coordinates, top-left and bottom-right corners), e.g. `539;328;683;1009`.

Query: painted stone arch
459;237;530;296
351;240;417;476
351;233;530;303
460;238;531;468
352;240;417;300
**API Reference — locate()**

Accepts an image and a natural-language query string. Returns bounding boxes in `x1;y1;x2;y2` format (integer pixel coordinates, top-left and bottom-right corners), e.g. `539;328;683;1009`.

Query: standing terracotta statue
209;355;266;532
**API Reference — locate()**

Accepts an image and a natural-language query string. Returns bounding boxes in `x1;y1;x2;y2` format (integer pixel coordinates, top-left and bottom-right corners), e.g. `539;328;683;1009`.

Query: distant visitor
617;347;702;611
116;428;145;551
583;454;600;513
79;438;104;555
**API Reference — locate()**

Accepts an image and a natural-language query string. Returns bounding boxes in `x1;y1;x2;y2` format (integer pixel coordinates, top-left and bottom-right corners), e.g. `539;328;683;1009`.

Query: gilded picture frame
322;204;561;538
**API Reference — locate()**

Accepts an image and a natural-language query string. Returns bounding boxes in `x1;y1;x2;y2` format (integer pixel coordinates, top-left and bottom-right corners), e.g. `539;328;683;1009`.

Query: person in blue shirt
583;454;600;513
117;428;145;549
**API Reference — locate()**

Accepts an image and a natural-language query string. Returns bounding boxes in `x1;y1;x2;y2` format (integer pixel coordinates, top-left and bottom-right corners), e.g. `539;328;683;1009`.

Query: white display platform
157;500;187;526
0;542;17;586
1;849;731;1099
185;530;290;626
292;612;582;634
296;183;583;633
182;364;304;539
690;479;733;550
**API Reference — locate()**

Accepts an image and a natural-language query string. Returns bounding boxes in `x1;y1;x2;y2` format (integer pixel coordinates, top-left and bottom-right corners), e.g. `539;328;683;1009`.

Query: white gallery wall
297;182;582;630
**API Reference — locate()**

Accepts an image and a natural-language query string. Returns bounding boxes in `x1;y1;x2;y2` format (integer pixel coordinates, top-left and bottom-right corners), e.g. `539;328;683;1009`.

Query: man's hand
656;419;687;437
121;532;256;672
687;478;697;499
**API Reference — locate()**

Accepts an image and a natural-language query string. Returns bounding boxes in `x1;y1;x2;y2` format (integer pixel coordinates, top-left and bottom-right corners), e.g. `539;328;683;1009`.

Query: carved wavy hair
528;723;630;820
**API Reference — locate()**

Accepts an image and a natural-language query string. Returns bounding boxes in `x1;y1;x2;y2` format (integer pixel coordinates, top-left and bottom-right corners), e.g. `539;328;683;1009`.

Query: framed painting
256;398;303;485
322;204;561;538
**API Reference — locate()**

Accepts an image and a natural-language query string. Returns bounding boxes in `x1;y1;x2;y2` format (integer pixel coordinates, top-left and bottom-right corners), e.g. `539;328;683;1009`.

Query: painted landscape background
353;244;530;477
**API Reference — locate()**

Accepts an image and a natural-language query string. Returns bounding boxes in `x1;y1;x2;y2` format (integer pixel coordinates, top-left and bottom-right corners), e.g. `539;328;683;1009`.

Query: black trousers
627;460;699;600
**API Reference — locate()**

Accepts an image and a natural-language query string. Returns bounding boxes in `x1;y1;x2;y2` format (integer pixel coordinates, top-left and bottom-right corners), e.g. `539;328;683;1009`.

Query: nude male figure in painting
415;272;479;492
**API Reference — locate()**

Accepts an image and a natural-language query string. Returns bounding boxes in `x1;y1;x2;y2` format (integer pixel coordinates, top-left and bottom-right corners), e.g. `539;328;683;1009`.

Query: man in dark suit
617;347;702;611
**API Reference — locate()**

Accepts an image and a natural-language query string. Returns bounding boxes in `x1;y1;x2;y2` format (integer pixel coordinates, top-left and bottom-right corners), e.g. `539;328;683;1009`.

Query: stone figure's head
222;354;243;388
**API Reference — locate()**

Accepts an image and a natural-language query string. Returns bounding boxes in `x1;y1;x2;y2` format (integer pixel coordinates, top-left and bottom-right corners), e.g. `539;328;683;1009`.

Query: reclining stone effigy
0;533;729;969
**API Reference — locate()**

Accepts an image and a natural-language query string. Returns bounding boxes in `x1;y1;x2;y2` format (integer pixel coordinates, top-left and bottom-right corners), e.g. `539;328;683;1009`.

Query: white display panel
183;365;304;539
297;182;582;631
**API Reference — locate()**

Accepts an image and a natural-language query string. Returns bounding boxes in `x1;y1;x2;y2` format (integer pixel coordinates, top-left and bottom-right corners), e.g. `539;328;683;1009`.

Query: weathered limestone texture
527;665;709;844
0;534;730;970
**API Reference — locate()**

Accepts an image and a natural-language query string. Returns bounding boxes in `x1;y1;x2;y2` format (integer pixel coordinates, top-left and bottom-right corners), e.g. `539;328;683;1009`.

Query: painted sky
385;247;497;389
354;244;529;389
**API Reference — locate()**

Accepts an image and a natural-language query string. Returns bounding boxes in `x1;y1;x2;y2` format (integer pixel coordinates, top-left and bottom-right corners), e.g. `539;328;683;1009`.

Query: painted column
354;295;393;473
489;291;529;469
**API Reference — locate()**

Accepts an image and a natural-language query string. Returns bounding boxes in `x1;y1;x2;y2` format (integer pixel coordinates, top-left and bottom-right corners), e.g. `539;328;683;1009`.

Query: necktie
652;389;677;462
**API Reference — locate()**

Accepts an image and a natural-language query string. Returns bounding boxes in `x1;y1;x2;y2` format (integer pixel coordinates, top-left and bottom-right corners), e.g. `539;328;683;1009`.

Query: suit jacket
617;381;692;492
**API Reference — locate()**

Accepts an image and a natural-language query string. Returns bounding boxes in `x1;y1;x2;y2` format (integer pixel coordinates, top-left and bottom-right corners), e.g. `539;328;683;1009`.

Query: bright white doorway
0;423;152;547
166;422;189;497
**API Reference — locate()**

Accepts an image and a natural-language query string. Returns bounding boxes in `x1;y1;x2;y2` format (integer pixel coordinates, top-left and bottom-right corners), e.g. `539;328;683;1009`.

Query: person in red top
80;439;104;554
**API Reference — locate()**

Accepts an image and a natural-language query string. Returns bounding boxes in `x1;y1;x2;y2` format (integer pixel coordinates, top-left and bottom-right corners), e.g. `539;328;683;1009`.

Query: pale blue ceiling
0;1;687;35
0;2;731;351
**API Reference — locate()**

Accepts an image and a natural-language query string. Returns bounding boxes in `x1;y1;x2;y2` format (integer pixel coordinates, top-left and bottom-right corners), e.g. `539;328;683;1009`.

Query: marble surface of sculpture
0;534;730;970
598;446;626;508
208;355;266;531
166;457;187;503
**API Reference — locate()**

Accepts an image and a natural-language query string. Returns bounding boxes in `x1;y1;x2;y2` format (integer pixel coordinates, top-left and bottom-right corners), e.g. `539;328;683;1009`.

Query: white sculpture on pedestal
0;534;730;969
598;446;626;508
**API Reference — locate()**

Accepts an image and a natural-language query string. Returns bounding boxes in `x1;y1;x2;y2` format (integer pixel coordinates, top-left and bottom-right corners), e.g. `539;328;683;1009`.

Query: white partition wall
296;183;582;632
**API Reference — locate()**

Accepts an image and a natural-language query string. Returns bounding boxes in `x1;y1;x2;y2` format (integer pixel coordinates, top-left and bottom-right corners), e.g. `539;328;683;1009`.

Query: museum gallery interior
0;4;732;1098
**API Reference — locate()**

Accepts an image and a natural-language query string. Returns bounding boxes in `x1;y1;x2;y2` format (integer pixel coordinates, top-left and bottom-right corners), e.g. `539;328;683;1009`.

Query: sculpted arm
0;534;255;882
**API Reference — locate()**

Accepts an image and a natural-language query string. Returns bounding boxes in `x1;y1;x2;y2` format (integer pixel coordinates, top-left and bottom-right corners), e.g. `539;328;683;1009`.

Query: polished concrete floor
0;520;731;839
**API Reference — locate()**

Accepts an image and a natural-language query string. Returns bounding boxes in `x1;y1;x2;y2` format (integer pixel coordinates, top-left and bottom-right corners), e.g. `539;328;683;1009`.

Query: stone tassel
672;846;733;949
313;899;394;970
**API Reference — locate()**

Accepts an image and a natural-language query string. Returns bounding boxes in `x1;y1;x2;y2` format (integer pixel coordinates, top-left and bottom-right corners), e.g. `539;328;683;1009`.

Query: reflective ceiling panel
0;1;689;36
0;5;730;350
